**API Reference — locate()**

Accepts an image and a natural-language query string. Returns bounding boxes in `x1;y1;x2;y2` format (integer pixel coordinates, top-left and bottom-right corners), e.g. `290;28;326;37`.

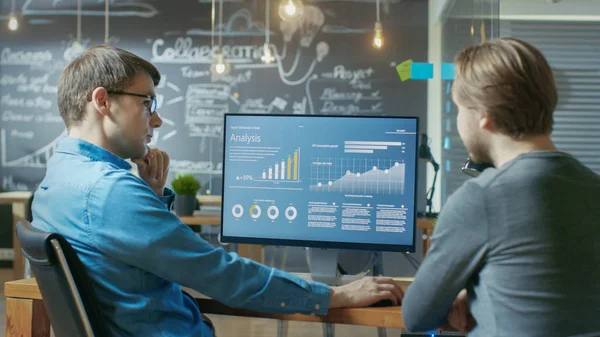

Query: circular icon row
231;204;297;221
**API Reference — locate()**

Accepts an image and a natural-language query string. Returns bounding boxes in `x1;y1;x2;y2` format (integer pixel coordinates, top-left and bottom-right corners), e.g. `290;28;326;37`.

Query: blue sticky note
446;82;452;94
411;63;434;80
442;63;455;80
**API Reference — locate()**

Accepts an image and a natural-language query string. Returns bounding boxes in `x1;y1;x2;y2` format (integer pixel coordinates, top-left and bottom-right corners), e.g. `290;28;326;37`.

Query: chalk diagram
181;6;330;81
187;8;271;38
148;75;182;147
0;128;67;169
152;6;332;156
21;0;159;18
0;1;388;179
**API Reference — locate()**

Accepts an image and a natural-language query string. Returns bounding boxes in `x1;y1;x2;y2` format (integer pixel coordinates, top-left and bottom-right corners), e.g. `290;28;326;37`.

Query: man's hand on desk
132;147;170;197
328;276;404;308
447;289;476;333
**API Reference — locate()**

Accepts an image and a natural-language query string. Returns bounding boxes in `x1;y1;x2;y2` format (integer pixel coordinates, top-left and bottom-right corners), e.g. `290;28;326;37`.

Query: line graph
1;128;66;168
309;157;405;194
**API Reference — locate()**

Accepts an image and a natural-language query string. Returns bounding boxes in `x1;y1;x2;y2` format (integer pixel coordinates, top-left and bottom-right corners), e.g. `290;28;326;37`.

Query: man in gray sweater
402;37;600;336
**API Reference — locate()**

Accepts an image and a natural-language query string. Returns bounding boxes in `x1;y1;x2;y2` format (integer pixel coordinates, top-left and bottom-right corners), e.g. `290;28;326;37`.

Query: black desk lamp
418;133;439;218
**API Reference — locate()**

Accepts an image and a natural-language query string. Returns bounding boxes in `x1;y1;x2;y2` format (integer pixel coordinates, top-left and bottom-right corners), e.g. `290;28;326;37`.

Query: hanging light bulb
7;0;18;31
210;0;231;79
284;2;296;15
210;53;231;77
72;0;84;53
372;0;383;49
278;0;303;21
7;14;18;31
262;0;274;64
70;40;85;54
373;21;383;49
470;0;474;37
261;43;274;63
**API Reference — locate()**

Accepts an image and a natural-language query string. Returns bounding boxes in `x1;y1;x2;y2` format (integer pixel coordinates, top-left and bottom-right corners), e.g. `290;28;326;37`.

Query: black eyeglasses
107;90;157;116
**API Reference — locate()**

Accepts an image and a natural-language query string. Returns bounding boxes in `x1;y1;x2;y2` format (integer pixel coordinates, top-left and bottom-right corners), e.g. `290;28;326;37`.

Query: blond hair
452;37;557;138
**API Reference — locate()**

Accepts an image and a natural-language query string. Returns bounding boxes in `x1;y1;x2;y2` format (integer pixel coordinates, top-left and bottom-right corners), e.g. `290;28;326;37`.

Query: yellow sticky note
396;59;413;82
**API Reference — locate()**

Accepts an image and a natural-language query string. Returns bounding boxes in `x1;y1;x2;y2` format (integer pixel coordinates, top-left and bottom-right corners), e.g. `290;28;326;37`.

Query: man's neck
489;134;558;168
68;124;120;157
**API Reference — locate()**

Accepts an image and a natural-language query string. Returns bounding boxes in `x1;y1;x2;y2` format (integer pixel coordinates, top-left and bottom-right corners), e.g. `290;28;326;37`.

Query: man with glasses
108;90;158;115
30;45;404;337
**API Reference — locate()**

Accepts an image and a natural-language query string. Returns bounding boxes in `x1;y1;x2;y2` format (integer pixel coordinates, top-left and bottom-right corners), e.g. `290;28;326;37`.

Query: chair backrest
26;192;34;222
16;220;112;337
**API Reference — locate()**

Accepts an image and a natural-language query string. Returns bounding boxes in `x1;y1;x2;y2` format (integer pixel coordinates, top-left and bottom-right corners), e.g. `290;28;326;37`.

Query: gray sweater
403;152;600;337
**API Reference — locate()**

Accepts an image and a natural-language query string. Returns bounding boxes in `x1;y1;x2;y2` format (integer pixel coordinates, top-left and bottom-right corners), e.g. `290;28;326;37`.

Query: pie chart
249;204;262;219
267;205;279;220
231;204;244;218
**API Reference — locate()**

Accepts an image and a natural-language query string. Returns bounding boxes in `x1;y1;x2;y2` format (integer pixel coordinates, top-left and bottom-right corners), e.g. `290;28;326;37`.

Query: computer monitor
220;113;419;284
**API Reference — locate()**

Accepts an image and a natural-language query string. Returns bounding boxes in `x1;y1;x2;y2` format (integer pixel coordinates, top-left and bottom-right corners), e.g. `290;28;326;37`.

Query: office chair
16;220;112;337
23;192;34;278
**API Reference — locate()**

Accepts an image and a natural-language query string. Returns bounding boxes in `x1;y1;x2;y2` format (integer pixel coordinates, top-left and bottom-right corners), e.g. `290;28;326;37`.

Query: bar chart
344;140;406;154
309;157;406;195
233;148;301;183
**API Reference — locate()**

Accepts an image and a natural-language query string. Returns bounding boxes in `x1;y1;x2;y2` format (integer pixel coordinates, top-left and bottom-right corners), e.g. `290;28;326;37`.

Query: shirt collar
55;137;132;170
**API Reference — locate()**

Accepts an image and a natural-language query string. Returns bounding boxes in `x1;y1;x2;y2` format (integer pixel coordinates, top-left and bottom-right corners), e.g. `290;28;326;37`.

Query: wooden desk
0;191;32;281
178;210;222;226
417;218;436;259
6;277;449;337
196;195;222;207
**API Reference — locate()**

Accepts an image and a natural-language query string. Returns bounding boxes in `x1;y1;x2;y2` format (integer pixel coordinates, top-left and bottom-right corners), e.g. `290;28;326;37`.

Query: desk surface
0;191;221;207
181;211;436;229
0;191;31;205
179;210;222;226
5;277;412;329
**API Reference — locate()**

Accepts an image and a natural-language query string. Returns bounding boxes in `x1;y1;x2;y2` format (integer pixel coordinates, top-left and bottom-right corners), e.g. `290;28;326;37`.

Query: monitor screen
220;114;419;252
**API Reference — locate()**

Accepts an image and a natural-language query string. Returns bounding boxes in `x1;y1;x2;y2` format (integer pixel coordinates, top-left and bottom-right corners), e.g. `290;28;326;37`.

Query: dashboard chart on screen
221;114;418;251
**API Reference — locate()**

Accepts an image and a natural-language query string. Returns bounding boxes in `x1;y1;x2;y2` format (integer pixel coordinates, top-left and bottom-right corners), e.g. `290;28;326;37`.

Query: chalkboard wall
0;0;428;209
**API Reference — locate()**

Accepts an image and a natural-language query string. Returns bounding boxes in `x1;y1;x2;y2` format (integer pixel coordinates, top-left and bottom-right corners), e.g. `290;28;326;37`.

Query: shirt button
315;304;320;310
280;302;286;308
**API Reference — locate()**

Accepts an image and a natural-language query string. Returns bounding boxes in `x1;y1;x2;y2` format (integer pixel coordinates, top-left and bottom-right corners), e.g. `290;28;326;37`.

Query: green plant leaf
171;173;201;195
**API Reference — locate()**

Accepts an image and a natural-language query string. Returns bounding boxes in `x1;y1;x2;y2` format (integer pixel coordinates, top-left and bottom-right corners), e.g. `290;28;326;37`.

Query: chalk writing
10;129;34;139
151;37;264;64
1;94;53;110
0;48;53;65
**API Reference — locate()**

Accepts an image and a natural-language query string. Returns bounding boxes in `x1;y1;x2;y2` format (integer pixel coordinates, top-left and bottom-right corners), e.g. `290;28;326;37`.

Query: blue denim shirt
31;137;331;337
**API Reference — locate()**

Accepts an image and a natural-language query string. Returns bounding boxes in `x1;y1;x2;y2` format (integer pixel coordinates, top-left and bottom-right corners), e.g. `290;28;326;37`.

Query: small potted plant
171;173;201;216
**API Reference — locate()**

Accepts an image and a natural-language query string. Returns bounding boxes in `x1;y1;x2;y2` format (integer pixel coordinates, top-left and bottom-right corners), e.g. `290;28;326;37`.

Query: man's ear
479;111;496;132
90;87;111;117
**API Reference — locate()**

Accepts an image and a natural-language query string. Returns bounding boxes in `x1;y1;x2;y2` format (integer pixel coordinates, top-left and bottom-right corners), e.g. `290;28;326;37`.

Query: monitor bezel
219;113;419;253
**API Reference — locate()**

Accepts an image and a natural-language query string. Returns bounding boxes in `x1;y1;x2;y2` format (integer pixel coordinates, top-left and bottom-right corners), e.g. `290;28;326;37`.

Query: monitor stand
309;248;340;285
